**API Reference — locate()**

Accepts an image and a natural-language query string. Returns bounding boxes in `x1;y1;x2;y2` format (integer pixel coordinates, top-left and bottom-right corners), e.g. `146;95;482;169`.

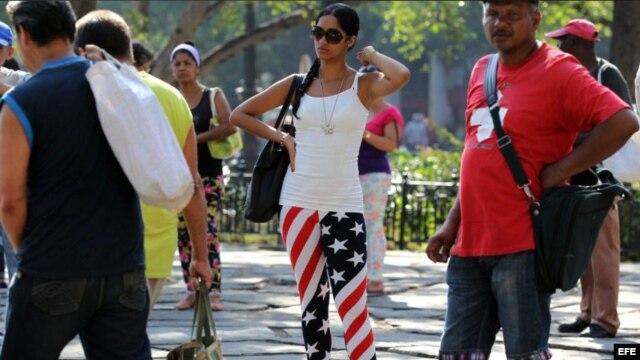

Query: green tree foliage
371;0;614;67
369;1;478;67
539;0;612;37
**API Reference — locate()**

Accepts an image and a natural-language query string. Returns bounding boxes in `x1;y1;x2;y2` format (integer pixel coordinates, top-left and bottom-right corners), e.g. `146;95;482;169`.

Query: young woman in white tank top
231;3;410;359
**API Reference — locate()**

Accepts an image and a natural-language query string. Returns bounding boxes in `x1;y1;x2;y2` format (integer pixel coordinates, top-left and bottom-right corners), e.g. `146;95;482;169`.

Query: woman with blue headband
170;41;236;311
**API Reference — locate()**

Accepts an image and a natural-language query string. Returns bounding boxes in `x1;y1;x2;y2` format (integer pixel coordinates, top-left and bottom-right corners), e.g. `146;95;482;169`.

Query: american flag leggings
280;205;377;360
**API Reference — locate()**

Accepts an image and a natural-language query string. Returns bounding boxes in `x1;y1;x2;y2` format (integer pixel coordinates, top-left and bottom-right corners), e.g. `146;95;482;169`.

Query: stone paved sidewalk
1;243;639;359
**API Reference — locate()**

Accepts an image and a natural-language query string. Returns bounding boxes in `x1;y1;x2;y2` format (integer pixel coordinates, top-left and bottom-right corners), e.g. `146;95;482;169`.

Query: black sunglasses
310;26;346;44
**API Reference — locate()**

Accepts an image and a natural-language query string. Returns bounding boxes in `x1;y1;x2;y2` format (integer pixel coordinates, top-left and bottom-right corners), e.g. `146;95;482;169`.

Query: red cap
545;19;599;42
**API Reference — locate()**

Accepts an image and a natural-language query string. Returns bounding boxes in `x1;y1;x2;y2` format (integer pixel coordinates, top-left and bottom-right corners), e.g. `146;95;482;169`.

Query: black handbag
244;74;303;223
483;54;630;294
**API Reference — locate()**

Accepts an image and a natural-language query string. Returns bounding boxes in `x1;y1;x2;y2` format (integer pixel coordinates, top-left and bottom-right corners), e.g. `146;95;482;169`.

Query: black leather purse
484;54;630;294
244;74;303;223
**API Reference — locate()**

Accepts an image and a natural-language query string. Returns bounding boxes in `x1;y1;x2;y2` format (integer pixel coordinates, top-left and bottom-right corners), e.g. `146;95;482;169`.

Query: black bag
244;75;303;223
531;181;628;293
484;54;630;294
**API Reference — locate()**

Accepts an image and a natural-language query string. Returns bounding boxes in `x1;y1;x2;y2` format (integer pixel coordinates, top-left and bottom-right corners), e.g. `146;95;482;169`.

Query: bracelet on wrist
279;133;288;147
368;49;378;63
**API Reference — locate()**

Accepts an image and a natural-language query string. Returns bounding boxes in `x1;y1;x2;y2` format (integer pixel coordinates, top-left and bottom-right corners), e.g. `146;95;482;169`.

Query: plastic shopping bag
86;53;193;211
602;131;640;182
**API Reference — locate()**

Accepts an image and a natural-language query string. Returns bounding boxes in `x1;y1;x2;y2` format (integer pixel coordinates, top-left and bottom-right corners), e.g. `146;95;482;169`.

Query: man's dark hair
6;1;76;45
3;58;21;71
74;10;132;61
133;40;155;68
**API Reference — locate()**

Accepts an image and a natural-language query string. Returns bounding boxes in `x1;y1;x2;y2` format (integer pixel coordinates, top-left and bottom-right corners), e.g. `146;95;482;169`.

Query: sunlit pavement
1;243;638;359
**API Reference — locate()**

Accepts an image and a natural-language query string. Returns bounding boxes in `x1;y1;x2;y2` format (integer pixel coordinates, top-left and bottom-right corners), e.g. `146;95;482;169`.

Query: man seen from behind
1;1;157;359
73;9;212;312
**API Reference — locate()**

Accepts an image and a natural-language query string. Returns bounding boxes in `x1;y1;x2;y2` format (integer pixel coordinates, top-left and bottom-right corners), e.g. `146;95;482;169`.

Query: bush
389;147;461;181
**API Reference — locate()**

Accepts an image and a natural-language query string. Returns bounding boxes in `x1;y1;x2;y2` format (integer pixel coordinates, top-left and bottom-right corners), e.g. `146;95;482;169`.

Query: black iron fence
219;165;640;259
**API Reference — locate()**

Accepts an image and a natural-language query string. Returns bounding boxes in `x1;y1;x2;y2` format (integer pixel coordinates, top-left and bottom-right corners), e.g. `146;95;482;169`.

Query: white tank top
279;73;368;213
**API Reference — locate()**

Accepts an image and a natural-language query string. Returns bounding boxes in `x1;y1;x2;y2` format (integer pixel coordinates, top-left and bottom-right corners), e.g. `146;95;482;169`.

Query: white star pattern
306;342;319;357
321;224;331;236
317;282;330;300
347;251;365;267
328;238;348;254
330;269;345;284
321;350;331;360
332;212;348;222
469;90;508;142
318;319;331;335
350;221;364;236
302;310;317;326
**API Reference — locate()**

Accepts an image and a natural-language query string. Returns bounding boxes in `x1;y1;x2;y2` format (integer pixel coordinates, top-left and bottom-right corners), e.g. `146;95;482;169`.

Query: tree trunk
152;0;226;81
610;0;640;102
132;1;151;34
69;0;97;19
197;10;308;81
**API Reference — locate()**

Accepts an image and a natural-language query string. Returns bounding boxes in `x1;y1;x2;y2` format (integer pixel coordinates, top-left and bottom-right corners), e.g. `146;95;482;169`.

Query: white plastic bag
607;65;640;182
602;130;640;182
86;54;193;211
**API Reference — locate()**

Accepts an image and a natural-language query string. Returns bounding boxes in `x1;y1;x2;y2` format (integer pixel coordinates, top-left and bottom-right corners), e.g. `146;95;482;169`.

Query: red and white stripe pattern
280;205;377;360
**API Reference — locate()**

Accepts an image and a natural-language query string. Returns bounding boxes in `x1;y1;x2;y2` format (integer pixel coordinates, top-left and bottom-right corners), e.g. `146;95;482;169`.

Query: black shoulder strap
274;74;303;130
483;54;536;202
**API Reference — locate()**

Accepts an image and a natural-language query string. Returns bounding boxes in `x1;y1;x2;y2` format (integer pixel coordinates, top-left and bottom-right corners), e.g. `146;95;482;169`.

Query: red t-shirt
453;42;629;257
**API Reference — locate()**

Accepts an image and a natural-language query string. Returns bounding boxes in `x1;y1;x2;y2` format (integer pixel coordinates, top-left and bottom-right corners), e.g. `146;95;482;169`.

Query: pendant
322;124;334;135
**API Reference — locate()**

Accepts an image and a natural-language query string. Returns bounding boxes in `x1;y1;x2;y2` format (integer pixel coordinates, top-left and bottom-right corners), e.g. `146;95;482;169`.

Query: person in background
231;3;410;358
171;41;237;311
0;20;23;289
0;20;29;95
426;0;637;358
74;9;213;313
133;39;154;73
546;18;631;339
402;112;428;151
357;65;404;294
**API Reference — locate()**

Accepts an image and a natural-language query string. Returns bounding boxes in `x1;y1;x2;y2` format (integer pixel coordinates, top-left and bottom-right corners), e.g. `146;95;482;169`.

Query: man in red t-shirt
425;1;638;359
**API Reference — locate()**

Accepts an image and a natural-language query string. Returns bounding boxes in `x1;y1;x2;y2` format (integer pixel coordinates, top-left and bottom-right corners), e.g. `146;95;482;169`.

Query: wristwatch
364;131;371;140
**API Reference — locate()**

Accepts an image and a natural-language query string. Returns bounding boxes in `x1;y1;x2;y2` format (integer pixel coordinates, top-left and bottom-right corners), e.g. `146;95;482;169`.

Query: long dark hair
292;3;359;118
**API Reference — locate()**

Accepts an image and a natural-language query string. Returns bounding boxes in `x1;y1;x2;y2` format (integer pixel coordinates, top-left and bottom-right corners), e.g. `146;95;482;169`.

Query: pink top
358;105;404;175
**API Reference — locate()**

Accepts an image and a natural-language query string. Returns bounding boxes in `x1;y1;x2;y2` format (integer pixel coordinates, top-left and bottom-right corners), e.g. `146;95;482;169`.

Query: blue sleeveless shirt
1;56;144;278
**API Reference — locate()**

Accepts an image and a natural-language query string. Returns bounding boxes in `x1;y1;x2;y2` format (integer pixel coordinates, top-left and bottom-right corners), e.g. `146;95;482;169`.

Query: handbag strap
483;54;536;203
274;74;303;130
596;61;610;85
190;280;219;342
209;87;220;119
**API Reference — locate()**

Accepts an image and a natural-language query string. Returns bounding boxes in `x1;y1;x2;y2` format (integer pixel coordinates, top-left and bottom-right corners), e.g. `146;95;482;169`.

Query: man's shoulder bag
483;54;631;294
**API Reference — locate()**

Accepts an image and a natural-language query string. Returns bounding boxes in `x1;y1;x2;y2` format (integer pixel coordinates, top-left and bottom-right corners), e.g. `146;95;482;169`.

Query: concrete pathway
2;243;639;359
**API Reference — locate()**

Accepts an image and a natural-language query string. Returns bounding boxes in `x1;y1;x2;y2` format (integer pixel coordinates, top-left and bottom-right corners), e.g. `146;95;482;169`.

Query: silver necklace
319;71;348;135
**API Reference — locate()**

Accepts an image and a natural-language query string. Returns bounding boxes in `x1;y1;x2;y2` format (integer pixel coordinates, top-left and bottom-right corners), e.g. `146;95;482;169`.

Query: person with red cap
546;19;631;339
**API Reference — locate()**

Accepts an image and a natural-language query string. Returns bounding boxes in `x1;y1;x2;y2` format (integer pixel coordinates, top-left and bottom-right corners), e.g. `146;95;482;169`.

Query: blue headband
170;43;200;67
